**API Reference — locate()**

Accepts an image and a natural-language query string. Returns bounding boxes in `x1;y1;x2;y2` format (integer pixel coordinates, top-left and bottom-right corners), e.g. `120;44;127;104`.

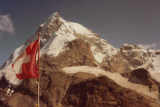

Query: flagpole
37;33;41;107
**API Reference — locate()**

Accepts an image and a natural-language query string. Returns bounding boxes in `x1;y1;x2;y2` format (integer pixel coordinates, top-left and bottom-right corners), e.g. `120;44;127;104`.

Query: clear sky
0;0;160;66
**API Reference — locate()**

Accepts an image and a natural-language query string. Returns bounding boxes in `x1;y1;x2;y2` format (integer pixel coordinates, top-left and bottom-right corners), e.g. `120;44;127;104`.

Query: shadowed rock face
0;70;95;107
40;39;97;70
0;70;159;107
129;68;154;85
128;68;160;92
62;76;159;107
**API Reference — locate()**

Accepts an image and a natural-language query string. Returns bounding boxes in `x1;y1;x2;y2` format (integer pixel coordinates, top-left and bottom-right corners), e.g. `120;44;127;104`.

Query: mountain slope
0;12;160;107
0;12;118;85
63;76;159;107
1;12;159;84
1;69;159;107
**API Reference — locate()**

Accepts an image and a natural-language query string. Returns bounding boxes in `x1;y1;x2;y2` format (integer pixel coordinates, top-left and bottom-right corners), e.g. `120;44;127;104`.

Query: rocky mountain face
0;70;159;107
0;12;160;107
40;39;97;71
62;76;159;107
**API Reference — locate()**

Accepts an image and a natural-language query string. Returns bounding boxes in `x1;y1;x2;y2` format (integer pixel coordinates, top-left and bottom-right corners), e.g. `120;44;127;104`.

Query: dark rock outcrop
62;76;159;107
129;69;154;85
40;39;97;70
0;70;159;107
128;69;160;93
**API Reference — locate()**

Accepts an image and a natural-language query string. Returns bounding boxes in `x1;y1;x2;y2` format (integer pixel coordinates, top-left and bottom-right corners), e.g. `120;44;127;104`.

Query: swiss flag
12;39;39;80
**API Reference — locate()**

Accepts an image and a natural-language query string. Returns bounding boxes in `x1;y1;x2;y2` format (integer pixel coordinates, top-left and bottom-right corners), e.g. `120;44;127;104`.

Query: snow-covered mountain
0;12;160;85
0;12;160;107
0;12;118;85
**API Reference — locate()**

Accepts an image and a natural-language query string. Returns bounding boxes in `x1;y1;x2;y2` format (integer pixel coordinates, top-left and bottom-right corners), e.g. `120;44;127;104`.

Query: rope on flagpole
37;33;41;107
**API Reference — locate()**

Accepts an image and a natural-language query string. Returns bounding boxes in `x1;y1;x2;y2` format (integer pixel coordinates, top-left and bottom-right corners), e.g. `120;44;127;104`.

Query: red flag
12;39;39;80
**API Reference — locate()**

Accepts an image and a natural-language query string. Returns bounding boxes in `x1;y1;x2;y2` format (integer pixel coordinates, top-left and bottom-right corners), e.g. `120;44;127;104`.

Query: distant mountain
0;12;160;107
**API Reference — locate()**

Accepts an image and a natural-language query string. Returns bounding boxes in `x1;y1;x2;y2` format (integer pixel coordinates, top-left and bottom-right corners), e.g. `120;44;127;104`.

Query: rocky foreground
0;67;159;107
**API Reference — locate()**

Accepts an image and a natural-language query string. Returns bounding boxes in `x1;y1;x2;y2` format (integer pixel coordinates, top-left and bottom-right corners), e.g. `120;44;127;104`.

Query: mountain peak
0;12;118;85
0;12;160;86
50;12;60;19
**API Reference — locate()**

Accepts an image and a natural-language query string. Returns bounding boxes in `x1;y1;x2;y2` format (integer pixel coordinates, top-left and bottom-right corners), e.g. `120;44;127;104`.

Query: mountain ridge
0;12;160;107
1;12;160;84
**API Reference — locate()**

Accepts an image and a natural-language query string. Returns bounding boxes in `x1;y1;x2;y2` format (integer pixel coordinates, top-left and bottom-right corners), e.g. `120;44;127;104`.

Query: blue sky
0;0;160;66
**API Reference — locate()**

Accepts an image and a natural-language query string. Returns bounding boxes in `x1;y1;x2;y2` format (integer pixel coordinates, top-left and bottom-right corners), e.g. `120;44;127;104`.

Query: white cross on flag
12;39;39;80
